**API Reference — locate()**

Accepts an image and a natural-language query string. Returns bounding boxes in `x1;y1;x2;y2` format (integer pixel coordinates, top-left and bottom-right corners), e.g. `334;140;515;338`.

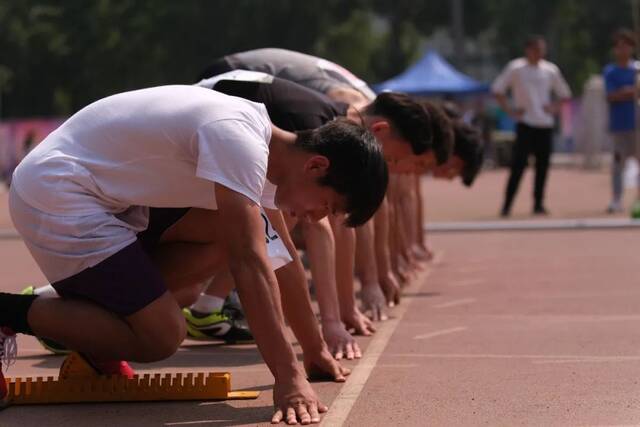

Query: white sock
34;284;59;298
191;294;225;314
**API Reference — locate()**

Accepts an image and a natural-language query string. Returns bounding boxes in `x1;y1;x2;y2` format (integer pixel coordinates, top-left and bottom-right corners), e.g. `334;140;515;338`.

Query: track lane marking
413;326;467;340
433;298;476;309
320;252;443;426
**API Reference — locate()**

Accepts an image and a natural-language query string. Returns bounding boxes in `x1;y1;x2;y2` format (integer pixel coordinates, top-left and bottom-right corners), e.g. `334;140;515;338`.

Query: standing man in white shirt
492;35;572;216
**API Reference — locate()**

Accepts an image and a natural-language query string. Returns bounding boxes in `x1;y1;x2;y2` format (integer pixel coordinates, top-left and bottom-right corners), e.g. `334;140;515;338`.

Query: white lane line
426;217;640;232
523;291;640;300
433;298;476;309
579;425;640;427
388;353;640;361
413;326;467;340
532;357;640;364
448;314;640;323
320;252;442;426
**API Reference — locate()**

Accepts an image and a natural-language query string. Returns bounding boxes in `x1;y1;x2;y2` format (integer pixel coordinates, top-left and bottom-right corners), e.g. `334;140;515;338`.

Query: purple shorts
52;208;190;316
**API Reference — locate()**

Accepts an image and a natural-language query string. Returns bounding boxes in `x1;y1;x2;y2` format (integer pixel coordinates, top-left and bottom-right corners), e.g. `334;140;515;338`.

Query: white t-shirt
492;58;571;128
10;85;288;281
13;85;274;215
196;70;275;89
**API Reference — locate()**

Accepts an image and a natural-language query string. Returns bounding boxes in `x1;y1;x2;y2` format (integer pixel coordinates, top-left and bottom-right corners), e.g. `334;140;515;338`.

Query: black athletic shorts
52;208;190;317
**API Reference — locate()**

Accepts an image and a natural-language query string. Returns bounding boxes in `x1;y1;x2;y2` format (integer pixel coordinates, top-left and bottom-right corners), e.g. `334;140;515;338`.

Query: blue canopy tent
373;50;489;96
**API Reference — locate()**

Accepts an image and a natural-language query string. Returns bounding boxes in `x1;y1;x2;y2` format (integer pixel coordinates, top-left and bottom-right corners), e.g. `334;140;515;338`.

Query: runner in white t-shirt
0;85;388;424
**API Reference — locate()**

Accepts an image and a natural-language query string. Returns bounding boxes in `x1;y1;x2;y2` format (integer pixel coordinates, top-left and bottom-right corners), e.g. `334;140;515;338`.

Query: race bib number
260;208;293;270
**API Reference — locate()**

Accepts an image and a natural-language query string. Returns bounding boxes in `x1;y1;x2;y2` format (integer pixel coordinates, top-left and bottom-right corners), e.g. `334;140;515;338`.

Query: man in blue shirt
603;29;640;215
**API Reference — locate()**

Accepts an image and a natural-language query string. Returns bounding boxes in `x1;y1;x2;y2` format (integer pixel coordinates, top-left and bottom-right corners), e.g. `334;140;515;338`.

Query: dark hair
365;92;439;158
294;118;388;227
525;34;545;49
440;105;484;186
612;28;636;47
453;121;484;187
421;101;454;164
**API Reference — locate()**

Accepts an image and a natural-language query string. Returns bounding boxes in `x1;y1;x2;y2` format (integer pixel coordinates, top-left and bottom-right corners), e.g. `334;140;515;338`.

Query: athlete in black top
198;72;349;131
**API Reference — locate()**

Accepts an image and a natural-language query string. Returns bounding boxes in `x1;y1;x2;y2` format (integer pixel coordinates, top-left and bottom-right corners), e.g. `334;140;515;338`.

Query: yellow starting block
4;352;259;405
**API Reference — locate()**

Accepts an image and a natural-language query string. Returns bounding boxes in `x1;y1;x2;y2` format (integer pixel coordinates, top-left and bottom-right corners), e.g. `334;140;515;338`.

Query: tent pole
451;0;465;69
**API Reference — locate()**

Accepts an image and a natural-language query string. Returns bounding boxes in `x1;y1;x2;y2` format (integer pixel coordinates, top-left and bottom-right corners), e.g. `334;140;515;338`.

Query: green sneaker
631;200;640;219
21;286;70;355
182;308;254;344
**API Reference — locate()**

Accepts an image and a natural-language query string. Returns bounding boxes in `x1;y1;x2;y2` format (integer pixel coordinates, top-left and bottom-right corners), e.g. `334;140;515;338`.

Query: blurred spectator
493;35;572;217
603;28;640;214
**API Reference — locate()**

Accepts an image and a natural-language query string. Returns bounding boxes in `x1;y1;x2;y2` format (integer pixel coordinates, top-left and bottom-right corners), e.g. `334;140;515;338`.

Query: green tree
1;0;638;117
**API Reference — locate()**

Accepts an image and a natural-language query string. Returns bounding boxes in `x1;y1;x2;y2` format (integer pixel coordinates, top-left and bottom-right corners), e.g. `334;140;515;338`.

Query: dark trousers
502;123;553;212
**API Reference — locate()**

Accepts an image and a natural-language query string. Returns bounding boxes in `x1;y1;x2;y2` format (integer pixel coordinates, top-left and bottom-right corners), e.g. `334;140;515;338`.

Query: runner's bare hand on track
322;320;362;360
272;373;327;424
342;306;376;336
360;282;388;321
380;271;401;307
303;346;351;382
